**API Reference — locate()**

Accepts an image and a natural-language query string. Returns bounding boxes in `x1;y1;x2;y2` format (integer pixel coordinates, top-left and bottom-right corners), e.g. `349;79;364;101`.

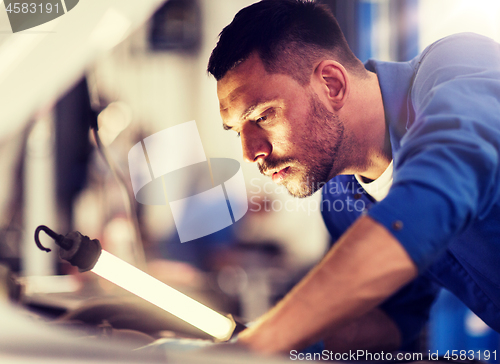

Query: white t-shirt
355;160;393;201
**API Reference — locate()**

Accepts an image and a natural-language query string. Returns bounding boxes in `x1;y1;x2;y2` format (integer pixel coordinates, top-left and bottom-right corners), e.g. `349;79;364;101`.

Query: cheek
269;98;310;153
269;119;295;152
288;117;312;147
284;100;312;135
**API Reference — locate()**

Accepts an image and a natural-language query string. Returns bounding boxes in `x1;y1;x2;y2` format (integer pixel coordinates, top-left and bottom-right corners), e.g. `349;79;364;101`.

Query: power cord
90;126;146;270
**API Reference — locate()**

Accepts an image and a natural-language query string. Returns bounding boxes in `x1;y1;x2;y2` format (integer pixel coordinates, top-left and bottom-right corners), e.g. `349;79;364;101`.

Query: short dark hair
207;0;365;85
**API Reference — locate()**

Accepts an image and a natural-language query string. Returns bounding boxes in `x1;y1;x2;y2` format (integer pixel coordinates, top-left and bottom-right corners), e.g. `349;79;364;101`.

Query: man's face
217;53;347;198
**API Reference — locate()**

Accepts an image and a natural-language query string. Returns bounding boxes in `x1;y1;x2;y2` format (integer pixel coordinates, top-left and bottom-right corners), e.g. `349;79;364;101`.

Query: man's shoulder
417;32;499;69
410;32;500;106
427;32;494;47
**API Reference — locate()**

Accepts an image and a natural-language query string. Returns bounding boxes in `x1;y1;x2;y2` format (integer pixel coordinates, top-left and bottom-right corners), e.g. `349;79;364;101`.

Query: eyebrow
241;104;259;120
222;101;268;131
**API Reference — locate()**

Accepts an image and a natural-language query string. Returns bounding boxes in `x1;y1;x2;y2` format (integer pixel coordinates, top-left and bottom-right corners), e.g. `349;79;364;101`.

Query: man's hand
237;215;417;354
323;308;401;353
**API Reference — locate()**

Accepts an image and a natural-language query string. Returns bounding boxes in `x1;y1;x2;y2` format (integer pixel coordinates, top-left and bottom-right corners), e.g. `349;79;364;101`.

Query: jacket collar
364;59;416;158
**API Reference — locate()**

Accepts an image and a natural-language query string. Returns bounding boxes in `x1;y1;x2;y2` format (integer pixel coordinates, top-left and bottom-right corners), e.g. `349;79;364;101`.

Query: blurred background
0;0;499;360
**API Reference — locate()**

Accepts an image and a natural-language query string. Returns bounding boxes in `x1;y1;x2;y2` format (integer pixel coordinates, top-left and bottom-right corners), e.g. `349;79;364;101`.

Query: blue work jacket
322;33;500;347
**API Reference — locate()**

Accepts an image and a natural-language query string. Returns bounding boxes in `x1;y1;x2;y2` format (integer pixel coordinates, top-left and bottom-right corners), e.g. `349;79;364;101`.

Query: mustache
258;157;297;175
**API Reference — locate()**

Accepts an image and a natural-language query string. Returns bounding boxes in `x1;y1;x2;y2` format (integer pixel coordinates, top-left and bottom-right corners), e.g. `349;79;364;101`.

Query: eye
255;115;268;123
236;132;241;138
254;109;274;124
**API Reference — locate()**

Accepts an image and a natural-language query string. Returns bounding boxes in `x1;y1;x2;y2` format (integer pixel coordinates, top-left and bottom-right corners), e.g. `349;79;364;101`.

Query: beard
258;92;345;198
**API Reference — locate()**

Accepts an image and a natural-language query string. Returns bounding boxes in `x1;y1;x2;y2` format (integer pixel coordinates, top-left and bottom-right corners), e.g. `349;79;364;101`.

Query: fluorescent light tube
92;250;236;341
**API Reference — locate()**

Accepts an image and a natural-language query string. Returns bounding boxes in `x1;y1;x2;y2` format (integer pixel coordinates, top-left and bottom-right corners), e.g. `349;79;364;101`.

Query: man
207;0;500;354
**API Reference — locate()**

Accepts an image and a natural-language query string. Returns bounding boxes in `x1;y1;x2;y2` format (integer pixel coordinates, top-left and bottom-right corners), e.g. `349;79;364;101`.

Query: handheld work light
34;225;243;341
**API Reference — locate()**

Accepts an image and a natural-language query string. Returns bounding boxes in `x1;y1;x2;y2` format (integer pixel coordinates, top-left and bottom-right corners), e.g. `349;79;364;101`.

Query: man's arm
238;215;417;354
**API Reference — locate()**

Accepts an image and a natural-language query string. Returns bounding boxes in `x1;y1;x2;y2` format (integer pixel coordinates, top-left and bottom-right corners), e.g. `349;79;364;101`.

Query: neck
344;72;392;180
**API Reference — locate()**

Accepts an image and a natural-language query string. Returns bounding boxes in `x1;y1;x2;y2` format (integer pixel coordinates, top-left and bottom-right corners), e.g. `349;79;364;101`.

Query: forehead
217;53;269;111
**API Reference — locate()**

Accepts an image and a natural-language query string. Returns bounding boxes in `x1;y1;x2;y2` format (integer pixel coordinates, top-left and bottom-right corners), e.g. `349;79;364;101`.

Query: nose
240;129;271;163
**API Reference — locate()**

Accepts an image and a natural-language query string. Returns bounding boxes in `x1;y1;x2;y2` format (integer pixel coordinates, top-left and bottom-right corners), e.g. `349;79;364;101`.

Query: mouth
271;166;290;184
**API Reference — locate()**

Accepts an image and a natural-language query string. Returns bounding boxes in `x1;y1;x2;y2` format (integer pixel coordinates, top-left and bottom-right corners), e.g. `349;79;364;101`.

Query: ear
311;60;350;111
